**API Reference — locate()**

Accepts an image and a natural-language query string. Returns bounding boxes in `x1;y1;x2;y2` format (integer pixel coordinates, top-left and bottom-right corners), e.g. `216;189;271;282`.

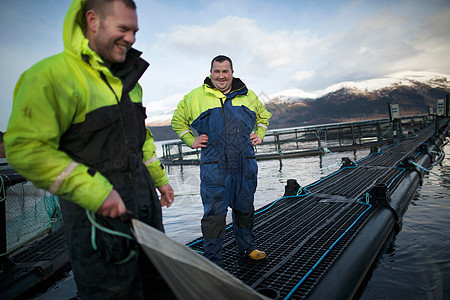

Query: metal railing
161;115;434;162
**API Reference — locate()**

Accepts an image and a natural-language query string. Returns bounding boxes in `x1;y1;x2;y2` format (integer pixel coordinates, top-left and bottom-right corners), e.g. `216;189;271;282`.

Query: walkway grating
188;122;447;299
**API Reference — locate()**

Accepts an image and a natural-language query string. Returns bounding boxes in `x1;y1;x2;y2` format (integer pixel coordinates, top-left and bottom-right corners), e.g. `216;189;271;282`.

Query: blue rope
186;239;202;247
388;167;406;189
284;193;373;300
409;160;450;182
305;159;358;190
357;142;404;164
380;142;399;151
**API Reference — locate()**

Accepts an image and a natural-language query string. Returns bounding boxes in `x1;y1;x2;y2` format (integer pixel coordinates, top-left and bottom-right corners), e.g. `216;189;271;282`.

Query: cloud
405;7;450;72
327;11;415;71
291;4;450;91
154;16;320;71
146;15;326;100
291;70;315;82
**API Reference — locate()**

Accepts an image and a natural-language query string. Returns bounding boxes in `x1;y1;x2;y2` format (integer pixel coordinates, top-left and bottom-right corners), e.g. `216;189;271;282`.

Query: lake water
32;140;450;299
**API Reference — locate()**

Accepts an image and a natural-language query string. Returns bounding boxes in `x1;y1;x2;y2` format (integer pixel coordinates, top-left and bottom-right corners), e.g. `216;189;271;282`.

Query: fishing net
1;166;62;254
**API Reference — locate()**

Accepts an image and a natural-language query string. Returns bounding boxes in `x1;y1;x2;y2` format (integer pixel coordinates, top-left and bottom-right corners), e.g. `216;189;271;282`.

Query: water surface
32;141;450;299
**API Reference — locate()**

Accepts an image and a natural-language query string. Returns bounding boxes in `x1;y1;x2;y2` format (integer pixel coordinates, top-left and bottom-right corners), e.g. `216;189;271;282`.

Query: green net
1;175;62;254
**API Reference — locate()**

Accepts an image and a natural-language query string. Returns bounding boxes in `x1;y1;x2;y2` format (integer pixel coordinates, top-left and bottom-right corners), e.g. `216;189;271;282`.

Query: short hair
85;0;136;18
211;55;233;72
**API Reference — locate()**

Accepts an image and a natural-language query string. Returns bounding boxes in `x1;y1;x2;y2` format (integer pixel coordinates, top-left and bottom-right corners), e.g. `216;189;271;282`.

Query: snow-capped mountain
264;71;450;129
269;71;450;103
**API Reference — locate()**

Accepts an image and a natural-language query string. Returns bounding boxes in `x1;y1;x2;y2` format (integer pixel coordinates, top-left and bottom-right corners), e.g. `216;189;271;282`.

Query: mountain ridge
148;71;450;141
269;71;450;102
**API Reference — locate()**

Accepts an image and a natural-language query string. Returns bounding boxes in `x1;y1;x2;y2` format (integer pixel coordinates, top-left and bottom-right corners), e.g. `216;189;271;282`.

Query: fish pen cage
161;115;434;164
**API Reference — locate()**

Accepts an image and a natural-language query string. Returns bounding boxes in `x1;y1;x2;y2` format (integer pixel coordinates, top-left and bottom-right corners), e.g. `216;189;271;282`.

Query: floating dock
188;118;449;299
0;117;448;299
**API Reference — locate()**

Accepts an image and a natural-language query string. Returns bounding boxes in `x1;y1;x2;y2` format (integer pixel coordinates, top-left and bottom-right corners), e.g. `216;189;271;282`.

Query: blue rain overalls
191;88;258;266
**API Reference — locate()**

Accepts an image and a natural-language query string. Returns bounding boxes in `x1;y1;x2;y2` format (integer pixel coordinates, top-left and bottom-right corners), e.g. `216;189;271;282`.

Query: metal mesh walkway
0;227;68;298
188;123;444;299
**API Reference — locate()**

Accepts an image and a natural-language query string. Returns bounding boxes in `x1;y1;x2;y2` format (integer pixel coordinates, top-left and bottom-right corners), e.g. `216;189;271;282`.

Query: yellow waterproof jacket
172;77;272;147
4;0;168;212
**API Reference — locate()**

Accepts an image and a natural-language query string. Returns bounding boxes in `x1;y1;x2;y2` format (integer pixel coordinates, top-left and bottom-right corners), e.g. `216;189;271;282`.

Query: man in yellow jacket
172;55;272;266
4;0;174;298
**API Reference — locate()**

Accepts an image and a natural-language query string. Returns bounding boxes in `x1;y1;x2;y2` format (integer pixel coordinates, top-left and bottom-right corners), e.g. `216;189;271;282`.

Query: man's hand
192;134;208;149
97;189;127;218
250;133;262;146
158;183;175;208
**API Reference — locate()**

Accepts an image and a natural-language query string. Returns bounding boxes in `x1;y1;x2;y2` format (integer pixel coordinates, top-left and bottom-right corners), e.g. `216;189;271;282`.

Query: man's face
210;60;234;94
90;1;138;66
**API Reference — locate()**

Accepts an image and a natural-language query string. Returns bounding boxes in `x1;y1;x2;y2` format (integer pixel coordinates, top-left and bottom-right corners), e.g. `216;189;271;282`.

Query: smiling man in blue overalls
172;55;272;266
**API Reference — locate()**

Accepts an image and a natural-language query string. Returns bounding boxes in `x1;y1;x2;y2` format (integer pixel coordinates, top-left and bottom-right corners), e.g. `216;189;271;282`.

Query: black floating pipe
307;126;446;300
368;183;400;224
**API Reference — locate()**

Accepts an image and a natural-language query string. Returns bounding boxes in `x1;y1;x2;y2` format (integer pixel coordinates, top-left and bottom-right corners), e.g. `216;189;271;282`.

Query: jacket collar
204;77;248;100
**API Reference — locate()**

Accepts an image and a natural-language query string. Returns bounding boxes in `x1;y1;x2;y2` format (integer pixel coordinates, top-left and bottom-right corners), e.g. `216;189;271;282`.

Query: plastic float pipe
306;128;447;300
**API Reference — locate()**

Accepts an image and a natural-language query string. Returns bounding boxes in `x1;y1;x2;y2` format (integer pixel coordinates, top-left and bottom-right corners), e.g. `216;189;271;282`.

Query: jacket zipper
220;97;229;164
99;71;129;154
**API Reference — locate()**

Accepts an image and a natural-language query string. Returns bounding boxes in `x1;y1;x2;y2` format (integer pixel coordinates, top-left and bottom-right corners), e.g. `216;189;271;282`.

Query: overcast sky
1;0;449;130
